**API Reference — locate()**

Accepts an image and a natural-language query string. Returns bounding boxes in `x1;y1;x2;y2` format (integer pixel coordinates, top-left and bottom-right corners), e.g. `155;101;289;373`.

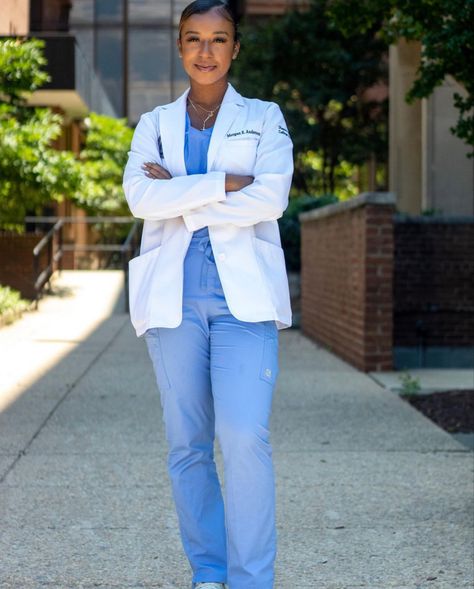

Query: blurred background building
1;0;472;368
1;0;311;124
29;0;197;124
390;40;473;216
2;0;471;214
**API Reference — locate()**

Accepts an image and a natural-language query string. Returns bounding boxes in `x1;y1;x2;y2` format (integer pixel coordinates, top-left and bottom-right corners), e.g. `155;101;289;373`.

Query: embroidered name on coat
227;129;261;138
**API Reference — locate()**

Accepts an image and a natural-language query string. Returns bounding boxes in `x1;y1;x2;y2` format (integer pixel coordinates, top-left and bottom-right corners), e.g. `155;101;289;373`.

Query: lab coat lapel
207;83;243;172
159;87;189;177
159;82;244;176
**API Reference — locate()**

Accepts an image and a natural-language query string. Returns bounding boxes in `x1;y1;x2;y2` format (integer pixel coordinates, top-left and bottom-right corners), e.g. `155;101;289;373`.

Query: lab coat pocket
223;137;258;173
259;320;279;385
253;236;287;311
128;244;162;331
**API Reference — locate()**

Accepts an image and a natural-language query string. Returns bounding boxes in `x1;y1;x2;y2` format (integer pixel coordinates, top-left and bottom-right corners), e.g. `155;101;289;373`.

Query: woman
123;1;293;587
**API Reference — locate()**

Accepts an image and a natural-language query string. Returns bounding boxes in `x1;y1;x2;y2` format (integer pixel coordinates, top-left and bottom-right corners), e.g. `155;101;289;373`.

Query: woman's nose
199;40;212;56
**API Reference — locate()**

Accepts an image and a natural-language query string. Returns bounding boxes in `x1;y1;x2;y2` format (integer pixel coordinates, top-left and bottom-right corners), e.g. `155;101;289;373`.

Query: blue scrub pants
144;231;279;589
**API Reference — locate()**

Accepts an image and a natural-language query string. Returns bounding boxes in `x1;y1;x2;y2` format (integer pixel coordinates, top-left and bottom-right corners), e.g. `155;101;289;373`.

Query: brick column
299;192;396;372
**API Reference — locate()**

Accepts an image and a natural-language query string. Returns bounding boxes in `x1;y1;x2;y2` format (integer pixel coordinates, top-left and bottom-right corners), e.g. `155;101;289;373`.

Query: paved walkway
0;271;473;589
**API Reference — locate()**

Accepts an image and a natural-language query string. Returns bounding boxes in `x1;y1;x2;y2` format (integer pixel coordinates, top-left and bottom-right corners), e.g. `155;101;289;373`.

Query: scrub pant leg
144;234;279;589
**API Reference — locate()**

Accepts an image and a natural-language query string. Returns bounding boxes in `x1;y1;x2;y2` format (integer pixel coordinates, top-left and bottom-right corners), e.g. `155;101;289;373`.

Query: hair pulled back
178;0;241;42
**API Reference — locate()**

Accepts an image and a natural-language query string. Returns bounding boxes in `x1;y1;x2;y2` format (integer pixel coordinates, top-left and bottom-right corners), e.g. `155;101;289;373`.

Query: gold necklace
187;96;222;130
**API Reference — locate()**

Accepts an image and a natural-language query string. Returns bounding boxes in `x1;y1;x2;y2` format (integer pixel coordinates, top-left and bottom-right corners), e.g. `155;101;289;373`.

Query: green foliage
327;0;474;154
232;0;388;195
297;150;361;199
0;38;132;232
278;194;339;271
0;284;30;324
0;38;81;231
76;113;133;214
398;370;422;396
0;104;82;230
0;38;50;107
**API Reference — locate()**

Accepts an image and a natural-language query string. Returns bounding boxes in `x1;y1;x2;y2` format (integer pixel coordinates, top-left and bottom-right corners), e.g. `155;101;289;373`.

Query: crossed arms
122;102;294;229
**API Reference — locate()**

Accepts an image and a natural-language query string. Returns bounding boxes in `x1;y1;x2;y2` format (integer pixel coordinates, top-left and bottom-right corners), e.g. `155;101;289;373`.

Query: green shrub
279;194;339;272
0;285;30;325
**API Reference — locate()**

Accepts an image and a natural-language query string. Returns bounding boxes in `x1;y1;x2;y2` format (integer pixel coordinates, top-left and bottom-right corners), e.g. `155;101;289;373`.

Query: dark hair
178;0;240;42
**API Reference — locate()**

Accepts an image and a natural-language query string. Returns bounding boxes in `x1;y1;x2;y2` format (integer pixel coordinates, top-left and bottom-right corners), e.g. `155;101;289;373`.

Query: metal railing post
29;216;140;310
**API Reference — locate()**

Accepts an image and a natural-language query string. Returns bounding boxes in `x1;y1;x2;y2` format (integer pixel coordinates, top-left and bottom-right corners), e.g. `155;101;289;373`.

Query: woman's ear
232;40;240;60
177;37;182;58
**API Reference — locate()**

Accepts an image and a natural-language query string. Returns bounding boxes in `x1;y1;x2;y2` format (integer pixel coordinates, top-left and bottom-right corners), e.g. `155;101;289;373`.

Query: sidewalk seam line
0;316;129;485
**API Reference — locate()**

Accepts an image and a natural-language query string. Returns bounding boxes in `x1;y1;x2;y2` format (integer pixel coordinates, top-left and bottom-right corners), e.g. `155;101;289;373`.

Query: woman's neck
188;78;228;109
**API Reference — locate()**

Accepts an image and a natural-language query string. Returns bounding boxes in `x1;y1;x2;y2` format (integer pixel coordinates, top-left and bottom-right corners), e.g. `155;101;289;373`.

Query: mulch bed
401;389;474;433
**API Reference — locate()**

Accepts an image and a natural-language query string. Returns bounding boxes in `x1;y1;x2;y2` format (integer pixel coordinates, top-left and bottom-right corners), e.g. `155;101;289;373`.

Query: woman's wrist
225;174;254;192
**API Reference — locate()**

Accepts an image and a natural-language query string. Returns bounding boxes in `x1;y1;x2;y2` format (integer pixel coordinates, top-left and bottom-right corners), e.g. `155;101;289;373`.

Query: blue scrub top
184;111;214;238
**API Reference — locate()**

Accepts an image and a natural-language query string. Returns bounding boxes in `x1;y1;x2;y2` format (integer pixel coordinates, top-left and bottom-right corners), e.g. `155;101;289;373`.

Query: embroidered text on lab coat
227;129;261;138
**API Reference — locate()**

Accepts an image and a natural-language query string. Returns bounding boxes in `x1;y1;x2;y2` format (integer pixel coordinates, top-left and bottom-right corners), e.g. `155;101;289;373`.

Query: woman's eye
185;37;227;43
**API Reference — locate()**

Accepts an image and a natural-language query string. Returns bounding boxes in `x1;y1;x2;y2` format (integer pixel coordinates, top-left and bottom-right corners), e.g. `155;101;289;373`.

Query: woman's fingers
143;163;168;179
142;162;172;179
225;174;255;192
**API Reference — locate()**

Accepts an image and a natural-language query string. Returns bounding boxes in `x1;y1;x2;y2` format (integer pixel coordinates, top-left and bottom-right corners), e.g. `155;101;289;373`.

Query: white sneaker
195;584;226;589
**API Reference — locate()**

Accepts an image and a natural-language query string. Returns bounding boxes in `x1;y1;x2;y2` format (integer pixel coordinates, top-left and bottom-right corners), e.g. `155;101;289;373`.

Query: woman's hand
142;164;253;193
142;162;172;179
225;174;254;192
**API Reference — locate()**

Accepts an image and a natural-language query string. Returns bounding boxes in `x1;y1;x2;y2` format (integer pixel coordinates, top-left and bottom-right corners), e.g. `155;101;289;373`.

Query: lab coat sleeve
122;111;227;220
181;102;293;230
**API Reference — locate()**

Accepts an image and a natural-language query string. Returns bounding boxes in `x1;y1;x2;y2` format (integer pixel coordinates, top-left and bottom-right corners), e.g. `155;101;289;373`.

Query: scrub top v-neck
184;111;214;239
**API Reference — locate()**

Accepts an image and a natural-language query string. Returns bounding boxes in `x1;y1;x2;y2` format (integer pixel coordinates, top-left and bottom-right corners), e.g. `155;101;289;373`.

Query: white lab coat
123;82;294;337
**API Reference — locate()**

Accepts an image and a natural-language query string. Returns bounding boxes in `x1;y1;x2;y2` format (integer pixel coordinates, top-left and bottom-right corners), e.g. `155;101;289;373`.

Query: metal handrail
32;219;64;301
29;216;142;312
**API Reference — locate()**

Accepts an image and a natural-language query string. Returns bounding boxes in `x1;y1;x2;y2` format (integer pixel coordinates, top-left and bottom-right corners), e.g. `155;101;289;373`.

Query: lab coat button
218;253;226;261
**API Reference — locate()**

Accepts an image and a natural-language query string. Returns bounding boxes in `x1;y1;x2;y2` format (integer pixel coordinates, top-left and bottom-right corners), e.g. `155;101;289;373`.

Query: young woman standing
123;1;294;587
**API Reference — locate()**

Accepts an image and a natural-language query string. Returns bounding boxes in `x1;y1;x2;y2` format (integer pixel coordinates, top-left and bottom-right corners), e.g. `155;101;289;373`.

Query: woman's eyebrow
183;30;230;35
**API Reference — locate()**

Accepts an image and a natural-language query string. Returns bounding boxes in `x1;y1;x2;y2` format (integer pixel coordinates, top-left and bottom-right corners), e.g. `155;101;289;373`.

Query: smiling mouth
195;64;217;72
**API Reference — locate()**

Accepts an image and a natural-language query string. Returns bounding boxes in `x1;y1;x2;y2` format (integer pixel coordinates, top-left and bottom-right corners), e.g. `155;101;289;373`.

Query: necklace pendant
202;112;212;130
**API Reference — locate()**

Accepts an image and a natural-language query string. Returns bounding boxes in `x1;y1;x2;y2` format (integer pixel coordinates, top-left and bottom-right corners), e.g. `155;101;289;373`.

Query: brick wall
0;232;44;299
299;193;396;372
394;216;474;347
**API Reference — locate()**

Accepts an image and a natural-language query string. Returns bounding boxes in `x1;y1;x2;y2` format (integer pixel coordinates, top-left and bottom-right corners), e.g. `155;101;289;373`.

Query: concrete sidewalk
0;271;473;589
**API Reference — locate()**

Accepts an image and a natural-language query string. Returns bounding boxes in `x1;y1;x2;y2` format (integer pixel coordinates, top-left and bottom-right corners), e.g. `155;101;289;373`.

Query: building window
70;0;94;24
97;28;124;114
128;0;171;22
32;0;213;122
96;0;124;23
128;30;172;122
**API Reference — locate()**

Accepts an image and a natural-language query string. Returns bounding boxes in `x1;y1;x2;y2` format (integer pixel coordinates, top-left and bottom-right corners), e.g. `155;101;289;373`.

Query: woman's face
178;7;240;87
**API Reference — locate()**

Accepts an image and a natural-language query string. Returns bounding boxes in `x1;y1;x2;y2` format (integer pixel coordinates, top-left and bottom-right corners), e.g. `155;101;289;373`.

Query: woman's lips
195;64;217;72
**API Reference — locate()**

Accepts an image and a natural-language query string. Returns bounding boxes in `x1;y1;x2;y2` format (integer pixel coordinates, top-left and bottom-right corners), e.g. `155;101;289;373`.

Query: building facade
12;0;309;124
25;0;252;124
389;40;474;216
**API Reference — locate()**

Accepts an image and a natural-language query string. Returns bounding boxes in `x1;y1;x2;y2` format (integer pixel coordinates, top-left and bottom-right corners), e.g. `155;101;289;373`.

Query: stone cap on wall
299;192;397;223
394;213;474;224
